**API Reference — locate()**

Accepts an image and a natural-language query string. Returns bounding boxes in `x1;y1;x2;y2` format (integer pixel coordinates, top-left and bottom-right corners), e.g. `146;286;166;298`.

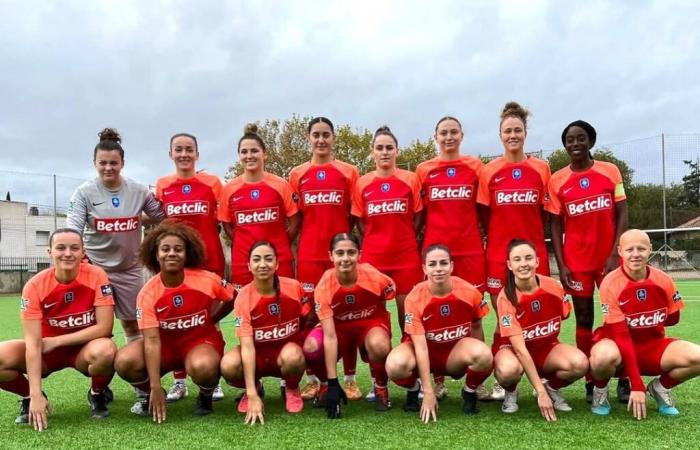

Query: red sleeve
607;321;645;392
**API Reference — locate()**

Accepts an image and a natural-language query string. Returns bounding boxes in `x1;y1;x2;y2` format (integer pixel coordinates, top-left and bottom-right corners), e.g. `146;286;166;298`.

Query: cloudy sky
1;0;699;208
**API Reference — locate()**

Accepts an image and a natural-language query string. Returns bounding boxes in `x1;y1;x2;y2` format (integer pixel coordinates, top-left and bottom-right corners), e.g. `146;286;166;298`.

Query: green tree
678;158;700;208
397;139;437;173
546;148;634;188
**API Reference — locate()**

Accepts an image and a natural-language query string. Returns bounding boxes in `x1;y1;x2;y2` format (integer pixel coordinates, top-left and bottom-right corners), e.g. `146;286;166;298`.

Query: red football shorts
381;266;424;296
493;336;558;375
451;254;486;293
296;260;334;301
565;269;605;297
486;259;550;296
160;332;225;373
42;344;84;375
593;327;677;376
336;316;392;362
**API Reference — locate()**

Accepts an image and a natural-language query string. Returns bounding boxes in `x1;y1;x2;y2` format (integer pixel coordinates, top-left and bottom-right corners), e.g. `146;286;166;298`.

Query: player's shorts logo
268;303;280;316
173;295;184;307
531;299;540;312
345;295;355;304
381;183;390;192
636;289;647;301
182;184;192;194
447;167;456;177
251;190;260;200
440;304;450;317
111;197;120;207
317;170;326;181
64;292;74;304
512;168;522;180
302;282;314;293
579;177;590;189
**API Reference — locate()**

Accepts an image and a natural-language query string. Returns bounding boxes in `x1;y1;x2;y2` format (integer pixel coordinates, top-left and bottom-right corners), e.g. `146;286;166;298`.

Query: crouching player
385;244;492;422
115;221;235;423
589;229;700;418
304;233;395;417
0;228;117;430
494;240;588;421
221;241;310;424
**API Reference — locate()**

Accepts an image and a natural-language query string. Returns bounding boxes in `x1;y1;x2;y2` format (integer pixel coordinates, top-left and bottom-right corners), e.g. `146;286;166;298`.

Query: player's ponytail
504;239;537;310
238;122;267;153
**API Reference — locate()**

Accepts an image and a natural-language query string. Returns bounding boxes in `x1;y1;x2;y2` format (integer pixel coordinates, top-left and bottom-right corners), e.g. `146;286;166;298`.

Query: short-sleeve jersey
497;275;571;348
233;277;310;348
21;263;114;338
156;172;225;276
477;156;550;263
67;177;164;271
599;266;683;342
351;169;423;270
314;263;396;324
289;160;359;262
416;156;484;256
546;161;626;271
404;277;489;347
136;269;235;344
218;173;299;268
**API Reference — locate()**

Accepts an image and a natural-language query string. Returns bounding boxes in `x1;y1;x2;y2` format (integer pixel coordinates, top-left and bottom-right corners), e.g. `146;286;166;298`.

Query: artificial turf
0;283;699;450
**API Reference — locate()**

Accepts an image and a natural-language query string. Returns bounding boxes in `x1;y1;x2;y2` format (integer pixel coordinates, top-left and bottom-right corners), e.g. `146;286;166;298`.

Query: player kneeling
385;244;492;422
0;229;117;431
493;240;588;422
220;241;311;425
303;233;395;418
589;229;700;419
115;221;235;423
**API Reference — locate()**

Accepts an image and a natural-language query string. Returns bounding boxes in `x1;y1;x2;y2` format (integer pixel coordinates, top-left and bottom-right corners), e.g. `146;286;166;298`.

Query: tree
678;158;700;208
546;148;634;188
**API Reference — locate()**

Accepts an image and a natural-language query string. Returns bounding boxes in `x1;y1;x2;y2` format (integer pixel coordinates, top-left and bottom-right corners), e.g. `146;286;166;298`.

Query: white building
0;200;66;257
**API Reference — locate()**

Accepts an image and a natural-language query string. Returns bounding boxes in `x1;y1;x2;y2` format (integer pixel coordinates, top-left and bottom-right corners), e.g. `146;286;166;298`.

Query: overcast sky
1;0;699;208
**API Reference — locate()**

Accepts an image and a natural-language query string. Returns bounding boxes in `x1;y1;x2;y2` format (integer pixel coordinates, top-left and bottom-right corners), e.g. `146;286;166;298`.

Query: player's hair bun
244;123;259;135
98;128;121;143
375;125;392;135
500;102;530;123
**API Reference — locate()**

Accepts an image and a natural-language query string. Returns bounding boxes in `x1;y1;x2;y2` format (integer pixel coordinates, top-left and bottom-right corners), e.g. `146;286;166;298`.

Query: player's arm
549;214;572;288
507;333;556;422
41;305;114;353
413;209;425;235
142;327;166;423
66;190;88;233
240;335;264;425
412;333;437;423
471;318;485;342
286;212;301;242
142;191;165;223
321;317;339;379
355;218;365;235
477;204;490;236
211;301;234;324
604;200;629;274
222;223;235;241
22;319;49;431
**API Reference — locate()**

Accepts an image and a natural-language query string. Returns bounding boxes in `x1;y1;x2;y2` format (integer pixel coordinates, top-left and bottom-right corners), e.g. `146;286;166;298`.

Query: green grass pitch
1;283;699;450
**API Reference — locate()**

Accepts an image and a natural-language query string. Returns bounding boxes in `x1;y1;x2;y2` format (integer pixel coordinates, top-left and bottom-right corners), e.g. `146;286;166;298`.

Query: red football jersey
137;269;235;345
477;156;551;264
233;277;310;349
497;276;571;349
416;156;484;256
21;263;114;338
351;169;423;270
546;161;626;272
156;172;225;276
218;173;299;271
314;263;396;326
404;277;489;349
289;160;359;262
599;267;683;342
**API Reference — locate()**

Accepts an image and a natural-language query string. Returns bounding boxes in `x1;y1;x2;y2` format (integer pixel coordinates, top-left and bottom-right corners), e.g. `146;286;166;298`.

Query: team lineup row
1;100;698;430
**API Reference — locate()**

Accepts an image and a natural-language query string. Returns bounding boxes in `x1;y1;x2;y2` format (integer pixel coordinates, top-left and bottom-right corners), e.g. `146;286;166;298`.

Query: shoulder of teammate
78;263;115;306
648;266;684;312
136;276;163;329
358;263;396;300
476;157;506;205
598;268;628;324
288;162;311;191
404;281;429;334
451;276;489;316
278;276;304;302
195;171;224;196
460;155;484;172
592;160;626;200
185;268;236;302
67;182;91;231
232;283;256;335
546;166;572;214
155;174;177;200
263;172;298;216
124;177;164;219
313;269;337;320
217;176;246;222
415;158;439;183
20;268;54;320
496;289;521;336
351;172;377;217
538;275;569;317
330;159;360;184
395;169;423;212
525;156;551;183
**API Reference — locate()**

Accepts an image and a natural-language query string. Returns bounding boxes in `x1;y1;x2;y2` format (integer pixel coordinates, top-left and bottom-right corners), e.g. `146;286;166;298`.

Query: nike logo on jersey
563;187;574;194
516;311;526;319
429;173;440;179
91;201;105;206
364;191;374;198
300;178;310;185
422;314;433;321
619;300;630;306
473;283;484;289
43;302;57;309
156;306;169;313
233;196;244;202
494;176;506;183
163;190;176;195
252;314;264;320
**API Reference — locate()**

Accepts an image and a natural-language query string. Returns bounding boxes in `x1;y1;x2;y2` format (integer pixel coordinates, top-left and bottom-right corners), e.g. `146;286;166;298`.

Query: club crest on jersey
111;197;120;208
251;190;260;200
636;289;647;301
447;167;456;178
440;304;451;317
381;183;390;192
512;168;522;180
579;177;590;189
345;295;356;305
173;295;184;308
64;292;74;304
100;284;113;296
531;300;541;312
316;170;326;181
182;184;192;194
268;303;280;316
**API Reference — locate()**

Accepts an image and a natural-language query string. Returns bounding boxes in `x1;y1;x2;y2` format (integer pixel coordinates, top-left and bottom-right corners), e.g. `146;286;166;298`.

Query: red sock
593;378;609;389
283;374;302;390
370;362;388;387
659;372;681;389
393;373;418;389
130;379;151;393
547;375;573;390
198;384;215;395
0;373;30;397
342;348;357;377
465;368;492;390
434;375;445;384
503;382;518;392
173;369;187;380
91;374;114;393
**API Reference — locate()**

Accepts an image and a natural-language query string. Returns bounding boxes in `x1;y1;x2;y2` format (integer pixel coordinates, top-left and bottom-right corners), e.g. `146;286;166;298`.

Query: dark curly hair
140;219;206;273
93;127;125;161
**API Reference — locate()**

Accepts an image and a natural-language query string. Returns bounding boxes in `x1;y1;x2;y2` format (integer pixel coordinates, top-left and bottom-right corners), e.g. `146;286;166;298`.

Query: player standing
218;124;300;288
493;239;588;420
385;244;492;421
0;229;116;430
288;117;362;401
303;233;395;416
589;229;700;418
220;241;310;424
114;221;235;422
547;120;628;402
156;133;226;403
